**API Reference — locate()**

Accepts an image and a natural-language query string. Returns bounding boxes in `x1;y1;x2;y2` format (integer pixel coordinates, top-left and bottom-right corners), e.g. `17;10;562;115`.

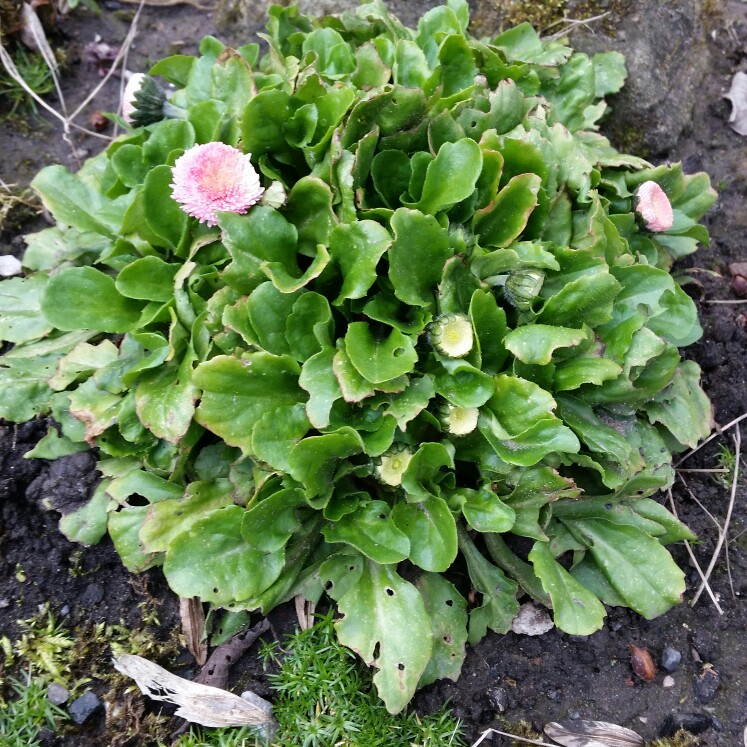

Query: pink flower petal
170;143;264;226
635;180;674;232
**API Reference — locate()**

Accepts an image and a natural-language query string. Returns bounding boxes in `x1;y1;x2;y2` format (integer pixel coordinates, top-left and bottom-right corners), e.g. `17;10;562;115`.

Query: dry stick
0;46;111;142
678;468;730;474
471;728;558;747
675;411;747;466
691;426;742;606
541;12;610;41
703;299;747;304
667;488;723;614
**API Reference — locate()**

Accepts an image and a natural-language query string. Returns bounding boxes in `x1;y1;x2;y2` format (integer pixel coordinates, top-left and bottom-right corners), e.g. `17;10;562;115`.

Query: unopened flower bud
376;445;413;487
122;73;173;127
440;403;479;436
430;314;474;358
635;180;674;232
504;268;544;311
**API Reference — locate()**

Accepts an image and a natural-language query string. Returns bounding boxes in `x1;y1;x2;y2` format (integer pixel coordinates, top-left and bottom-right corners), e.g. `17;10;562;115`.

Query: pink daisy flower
170;143;264;227
635;180;674;232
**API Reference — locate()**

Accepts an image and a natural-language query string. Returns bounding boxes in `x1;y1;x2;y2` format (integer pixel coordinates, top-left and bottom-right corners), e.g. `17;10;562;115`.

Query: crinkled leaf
391;496;457;571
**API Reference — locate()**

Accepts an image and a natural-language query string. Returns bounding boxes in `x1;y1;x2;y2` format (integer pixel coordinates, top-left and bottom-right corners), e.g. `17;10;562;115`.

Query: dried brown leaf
725;72;747;137
113;653;275;729
179;597;207;666
544;720;644;747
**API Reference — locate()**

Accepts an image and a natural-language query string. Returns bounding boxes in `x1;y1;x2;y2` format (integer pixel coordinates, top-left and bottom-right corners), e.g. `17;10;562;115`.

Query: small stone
568;710;581;720
511;603;554;636
693;664;721;703
80;583;104;606
662;675;675;688
68;691;102;725
486;686;509;712
660;712;713;737
661;646;682;673
46;682;69;705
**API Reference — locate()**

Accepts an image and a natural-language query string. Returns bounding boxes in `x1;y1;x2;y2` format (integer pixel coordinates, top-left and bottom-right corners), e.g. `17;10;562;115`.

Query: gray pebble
46;682;70;706
486;686;508;712
68;691;102;725
661;646;682;673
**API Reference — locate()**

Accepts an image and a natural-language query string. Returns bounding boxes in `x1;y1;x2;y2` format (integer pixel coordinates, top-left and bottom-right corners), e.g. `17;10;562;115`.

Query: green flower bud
504;269;545;311
430;313;473;358
441;403;479;436
376;444;413;487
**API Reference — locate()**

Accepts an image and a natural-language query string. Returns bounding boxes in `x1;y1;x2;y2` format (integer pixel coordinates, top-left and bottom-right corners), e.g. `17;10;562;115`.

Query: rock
662;675;675;688
661;646;682;673
660;712;714;737
693;664;721;703
80;582;105;606
511;603;554;636
46;682;70;706
68;691;102;725
563;0;714;156
486;686;509;712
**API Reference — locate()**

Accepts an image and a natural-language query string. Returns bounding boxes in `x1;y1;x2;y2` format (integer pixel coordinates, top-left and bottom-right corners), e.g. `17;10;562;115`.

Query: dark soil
1;1;747;746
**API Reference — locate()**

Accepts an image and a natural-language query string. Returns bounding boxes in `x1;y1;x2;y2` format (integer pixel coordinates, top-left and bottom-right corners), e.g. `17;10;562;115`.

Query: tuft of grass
0;46;54;121
714;443;737;489
10;606;75;685
261;611;464;747
0;674;68;747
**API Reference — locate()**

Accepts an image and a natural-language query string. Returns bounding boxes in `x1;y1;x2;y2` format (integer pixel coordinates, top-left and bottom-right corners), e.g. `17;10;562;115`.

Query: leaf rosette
0;0;716;713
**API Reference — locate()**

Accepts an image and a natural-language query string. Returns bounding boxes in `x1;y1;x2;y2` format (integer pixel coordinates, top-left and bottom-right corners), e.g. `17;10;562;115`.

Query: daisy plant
0;0;716;713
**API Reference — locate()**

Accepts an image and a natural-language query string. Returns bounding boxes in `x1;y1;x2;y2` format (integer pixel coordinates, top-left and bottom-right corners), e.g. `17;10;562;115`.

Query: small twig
691;427;741;606
667;488;723;614
678;468;730;474
471;728;558;747
702;299;747;304
541;12;610;41
677;473;723;533
675;411;747;466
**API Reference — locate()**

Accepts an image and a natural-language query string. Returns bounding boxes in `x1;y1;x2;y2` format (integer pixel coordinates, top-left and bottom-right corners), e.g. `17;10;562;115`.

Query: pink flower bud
121;72;146;125
170;143;265;227
635;180;674;232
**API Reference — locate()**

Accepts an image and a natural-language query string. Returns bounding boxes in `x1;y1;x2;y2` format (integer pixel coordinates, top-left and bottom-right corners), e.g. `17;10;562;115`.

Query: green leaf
302;28;355;79
252;403;310;472
409;139;482;215
345;322;418;384
58;482;114;546
388;208;452;307
537;272;621;328
458;525;518;643
473;173;542;248
643;361;712;448
0;275;53;344
528;541;606;635
335;560;433;714
288;428;364;506
561;517;686;619
139;479;235;554
324;500;410;564
391;497;457;572
42;267;144;333
401;442;455;502
143;165;189;250
194;353;305;456
416;573;467;686
135;348;197;443
299;348;342;429
108;506;160;572
450;486;515;533
115;256;180;302
242;487;308;553
330;220;391;304
504;324;592;365
31;165;113;237
164;505;285;606
592;51;626;97
142;119;195;164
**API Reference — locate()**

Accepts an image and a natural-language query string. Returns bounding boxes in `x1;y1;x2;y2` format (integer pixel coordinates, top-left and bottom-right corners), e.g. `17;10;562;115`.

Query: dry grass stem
471;728;558;747
691;426;741;606
0;0;147;155
667;488;724;614
541;12;610;41
703;299;747;304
